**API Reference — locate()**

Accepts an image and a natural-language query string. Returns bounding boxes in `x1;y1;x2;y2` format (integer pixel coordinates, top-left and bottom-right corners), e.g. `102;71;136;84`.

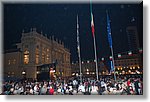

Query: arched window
35;48;39;64
42;47;45;63
24;50;29;64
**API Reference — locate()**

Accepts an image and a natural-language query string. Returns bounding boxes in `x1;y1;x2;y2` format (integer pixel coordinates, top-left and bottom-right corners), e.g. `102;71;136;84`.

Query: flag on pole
90;0;99;80
77;15;80;53
77;15;82;83
91;13;95;37
106;11;113;48
107;11;116;81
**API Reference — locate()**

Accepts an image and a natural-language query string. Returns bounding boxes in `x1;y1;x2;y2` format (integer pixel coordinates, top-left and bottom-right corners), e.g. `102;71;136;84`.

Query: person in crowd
1;76;143;95
49;86;54;95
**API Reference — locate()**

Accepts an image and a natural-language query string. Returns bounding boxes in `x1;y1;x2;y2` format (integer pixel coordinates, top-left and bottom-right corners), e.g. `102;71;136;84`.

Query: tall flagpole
90;0;99;80
111;47;116;81
93;32;99;80
77;15;82;83
106;11;116;81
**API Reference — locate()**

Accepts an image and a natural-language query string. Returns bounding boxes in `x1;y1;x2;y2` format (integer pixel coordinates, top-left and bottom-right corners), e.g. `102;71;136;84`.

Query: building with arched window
4;28;71;79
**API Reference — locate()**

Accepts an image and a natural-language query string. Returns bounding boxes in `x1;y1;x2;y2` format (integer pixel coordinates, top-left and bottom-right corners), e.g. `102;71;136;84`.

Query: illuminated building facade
4;28;71;79
114;54;143;75
4;49;22;78
71;61;108;77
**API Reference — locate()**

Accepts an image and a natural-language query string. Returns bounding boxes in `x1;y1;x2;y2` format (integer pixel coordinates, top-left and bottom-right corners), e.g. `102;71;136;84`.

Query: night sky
3;2;143;62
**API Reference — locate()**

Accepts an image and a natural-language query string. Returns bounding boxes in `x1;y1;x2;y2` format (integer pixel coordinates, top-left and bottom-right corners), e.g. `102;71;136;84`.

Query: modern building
126;26;140;51
4;28;71;79
114;53;143;75
71;60;109;78
71;53;143;78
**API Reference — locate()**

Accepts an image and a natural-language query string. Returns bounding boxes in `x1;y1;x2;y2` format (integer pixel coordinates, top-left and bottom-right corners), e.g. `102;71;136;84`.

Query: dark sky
3;2;143;62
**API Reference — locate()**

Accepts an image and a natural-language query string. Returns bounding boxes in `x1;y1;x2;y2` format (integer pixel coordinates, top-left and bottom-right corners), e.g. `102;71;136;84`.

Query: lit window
36;54;39;64
8;60;11;65
42;52;45;63
46;54;50;63
35;48;39;64
13;59;16;64
24;50;29;64
128;70;131;73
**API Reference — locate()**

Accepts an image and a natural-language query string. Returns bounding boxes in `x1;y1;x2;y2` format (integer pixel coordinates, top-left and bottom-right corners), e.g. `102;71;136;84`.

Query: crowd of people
1;75;143;95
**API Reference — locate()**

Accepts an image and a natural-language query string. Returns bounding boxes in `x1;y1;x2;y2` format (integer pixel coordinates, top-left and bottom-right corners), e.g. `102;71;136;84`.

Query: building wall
114;54;142;75
126;26;140;51
71;54;142;77
4;28;71;79
71;61;108;77
4;51;22;78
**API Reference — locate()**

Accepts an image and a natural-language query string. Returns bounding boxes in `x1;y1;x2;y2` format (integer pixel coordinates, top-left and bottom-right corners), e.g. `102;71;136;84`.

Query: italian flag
91;13;95;37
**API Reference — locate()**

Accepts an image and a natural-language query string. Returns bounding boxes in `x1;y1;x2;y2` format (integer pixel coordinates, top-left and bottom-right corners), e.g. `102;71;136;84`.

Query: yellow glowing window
8;60;11;65
35;48;39;64
24;50;29;64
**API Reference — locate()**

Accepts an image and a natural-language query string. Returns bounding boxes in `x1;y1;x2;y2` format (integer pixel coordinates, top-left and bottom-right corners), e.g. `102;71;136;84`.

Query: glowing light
109;56;112;60
101;58;104;61
136;70;140;74
139;48;143;53
128;70;131;73
118;54;121;58
50;70;55;73
128;51;132;56
36;71;40;74
22;71;26;75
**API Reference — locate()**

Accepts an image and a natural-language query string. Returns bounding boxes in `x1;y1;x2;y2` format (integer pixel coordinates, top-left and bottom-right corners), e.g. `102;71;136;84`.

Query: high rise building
126;26;140;51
